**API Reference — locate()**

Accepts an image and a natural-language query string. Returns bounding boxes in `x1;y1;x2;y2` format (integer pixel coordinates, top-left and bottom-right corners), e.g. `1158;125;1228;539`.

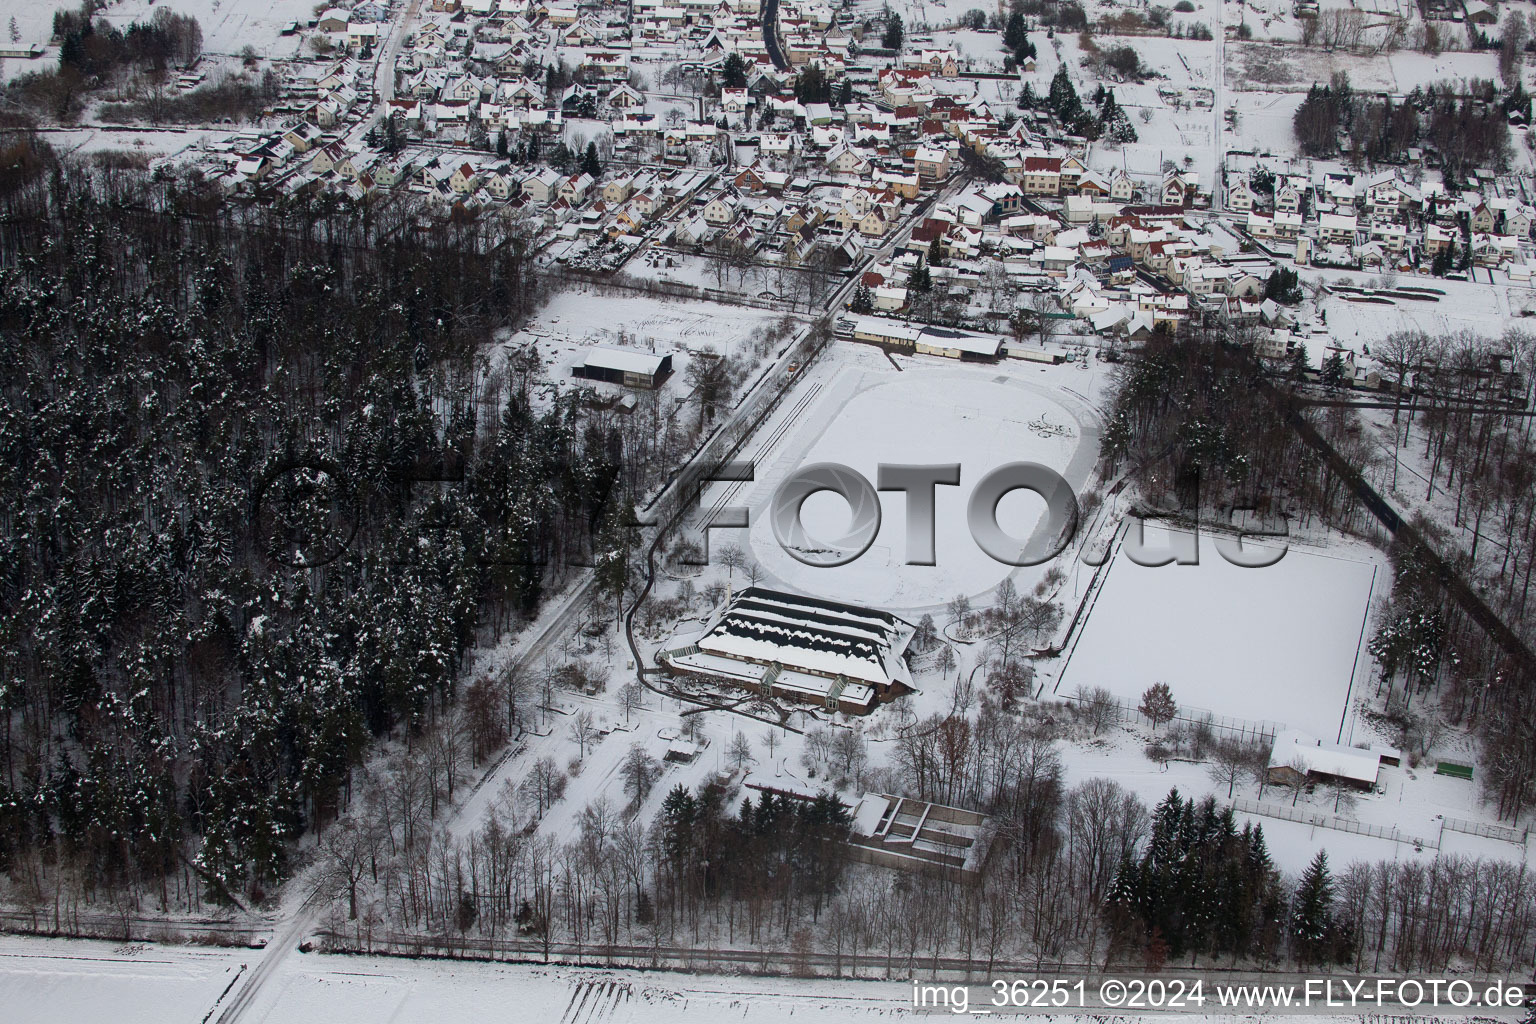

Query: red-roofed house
1022;156;1062;196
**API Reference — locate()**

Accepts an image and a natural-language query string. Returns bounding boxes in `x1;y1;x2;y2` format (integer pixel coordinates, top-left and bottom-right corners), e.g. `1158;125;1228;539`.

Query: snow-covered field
0;1;68;50
93;0;312;57
705;346;1105;613
496;288;799;407
0;935;919;1024
34;126;221;160
0;935;246;1024
1227;41;1499;95
1311;272;1525;355
1058;524;1381;740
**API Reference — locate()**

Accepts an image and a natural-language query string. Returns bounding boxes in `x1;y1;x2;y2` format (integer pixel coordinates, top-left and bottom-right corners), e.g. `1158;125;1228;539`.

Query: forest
0;130;724;916
1099;320;1536;829
1362;328;1536;822
317;694;1536;976
1292;73;1514;179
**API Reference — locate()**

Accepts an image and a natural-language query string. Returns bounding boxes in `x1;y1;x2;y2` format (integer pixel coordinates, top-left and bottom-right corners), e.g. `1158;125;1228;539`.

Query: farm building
1267;729;1396;790
846;794;996;881
571;346;673;388
658;587;916;714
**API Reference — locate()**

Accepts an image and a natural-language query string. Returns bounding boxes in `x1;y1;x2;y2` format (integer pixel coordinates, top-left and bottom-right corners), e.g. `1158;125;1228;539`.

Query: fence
1442;816;1530;847
1065;689;1283;746
1230;797;1438;850
1154;703;1283;745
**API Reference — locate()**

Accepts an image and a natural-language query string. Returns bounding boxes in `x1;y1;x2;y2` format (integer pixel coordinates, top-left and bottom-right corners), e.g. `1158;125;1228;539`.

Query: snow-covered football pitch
1059;523;1382;741
701;347;1104;614
703;344;1382;741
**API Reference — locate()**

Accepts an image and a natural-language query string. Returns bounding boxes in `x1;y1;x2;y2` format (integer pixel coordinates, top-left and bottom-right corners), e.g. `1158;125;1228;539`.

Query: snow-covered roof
1269;729;1380;785
850;793;892;837
696;587;914;689
576;345;669;376
917;325;1003;356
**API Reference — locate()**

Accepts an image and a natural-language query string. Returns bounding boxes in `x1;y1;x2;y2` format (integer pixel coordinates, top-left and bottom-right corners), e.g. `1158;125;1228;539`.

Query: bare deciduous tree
1075;685;1122;735
320;817;380;921
568;710;597;760
618;682;644;724
1207;738;1251;799
520;755;567;817
619;744;662;803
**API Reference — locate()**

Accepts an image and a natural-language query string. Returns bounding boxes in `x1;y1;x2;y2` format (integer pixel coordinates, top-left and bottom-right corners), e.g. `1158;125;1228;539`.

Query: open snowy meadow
0;935;920;1024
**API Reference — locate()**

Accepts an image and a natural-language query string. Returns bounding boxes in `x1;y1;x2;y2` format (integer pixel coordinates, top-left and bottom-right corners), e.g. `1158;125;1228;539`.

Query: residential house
1506;204;1535;239
374;153;417;188
1275;182;1302;215
1365;172;1418;214
1162;173;1193;207
1227;179;1258;213
604;173;636;203
1424;222;1453;255
1318;212;1358;246
607;83;644;110
1058;155;1087;191
449;162;482;194
522;168;563;203
914;145;952;179
720;87;751;115
1471;202;1497;234
912;49;960;77
1021;155;1061;196
482;166;518;200
703;192;740;226
558;172;594;204
347;22;379;49
858;205;893;238
826;143;872;176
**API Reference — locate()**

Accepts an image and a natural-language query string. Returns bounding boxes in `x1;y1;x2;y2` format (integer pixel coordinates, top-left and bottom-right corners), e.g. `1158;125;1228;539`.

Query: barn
659;587;916;714
571;346;673;389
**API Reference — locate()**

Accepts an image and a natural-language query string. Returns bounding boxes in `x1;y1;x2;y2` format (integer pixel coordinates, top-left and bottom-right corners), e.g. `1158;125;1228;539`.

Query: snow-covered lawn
513;288;794;364
1058;524;1382;740
708;348;1105;613
249;955;914;1022
33;126;222;160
